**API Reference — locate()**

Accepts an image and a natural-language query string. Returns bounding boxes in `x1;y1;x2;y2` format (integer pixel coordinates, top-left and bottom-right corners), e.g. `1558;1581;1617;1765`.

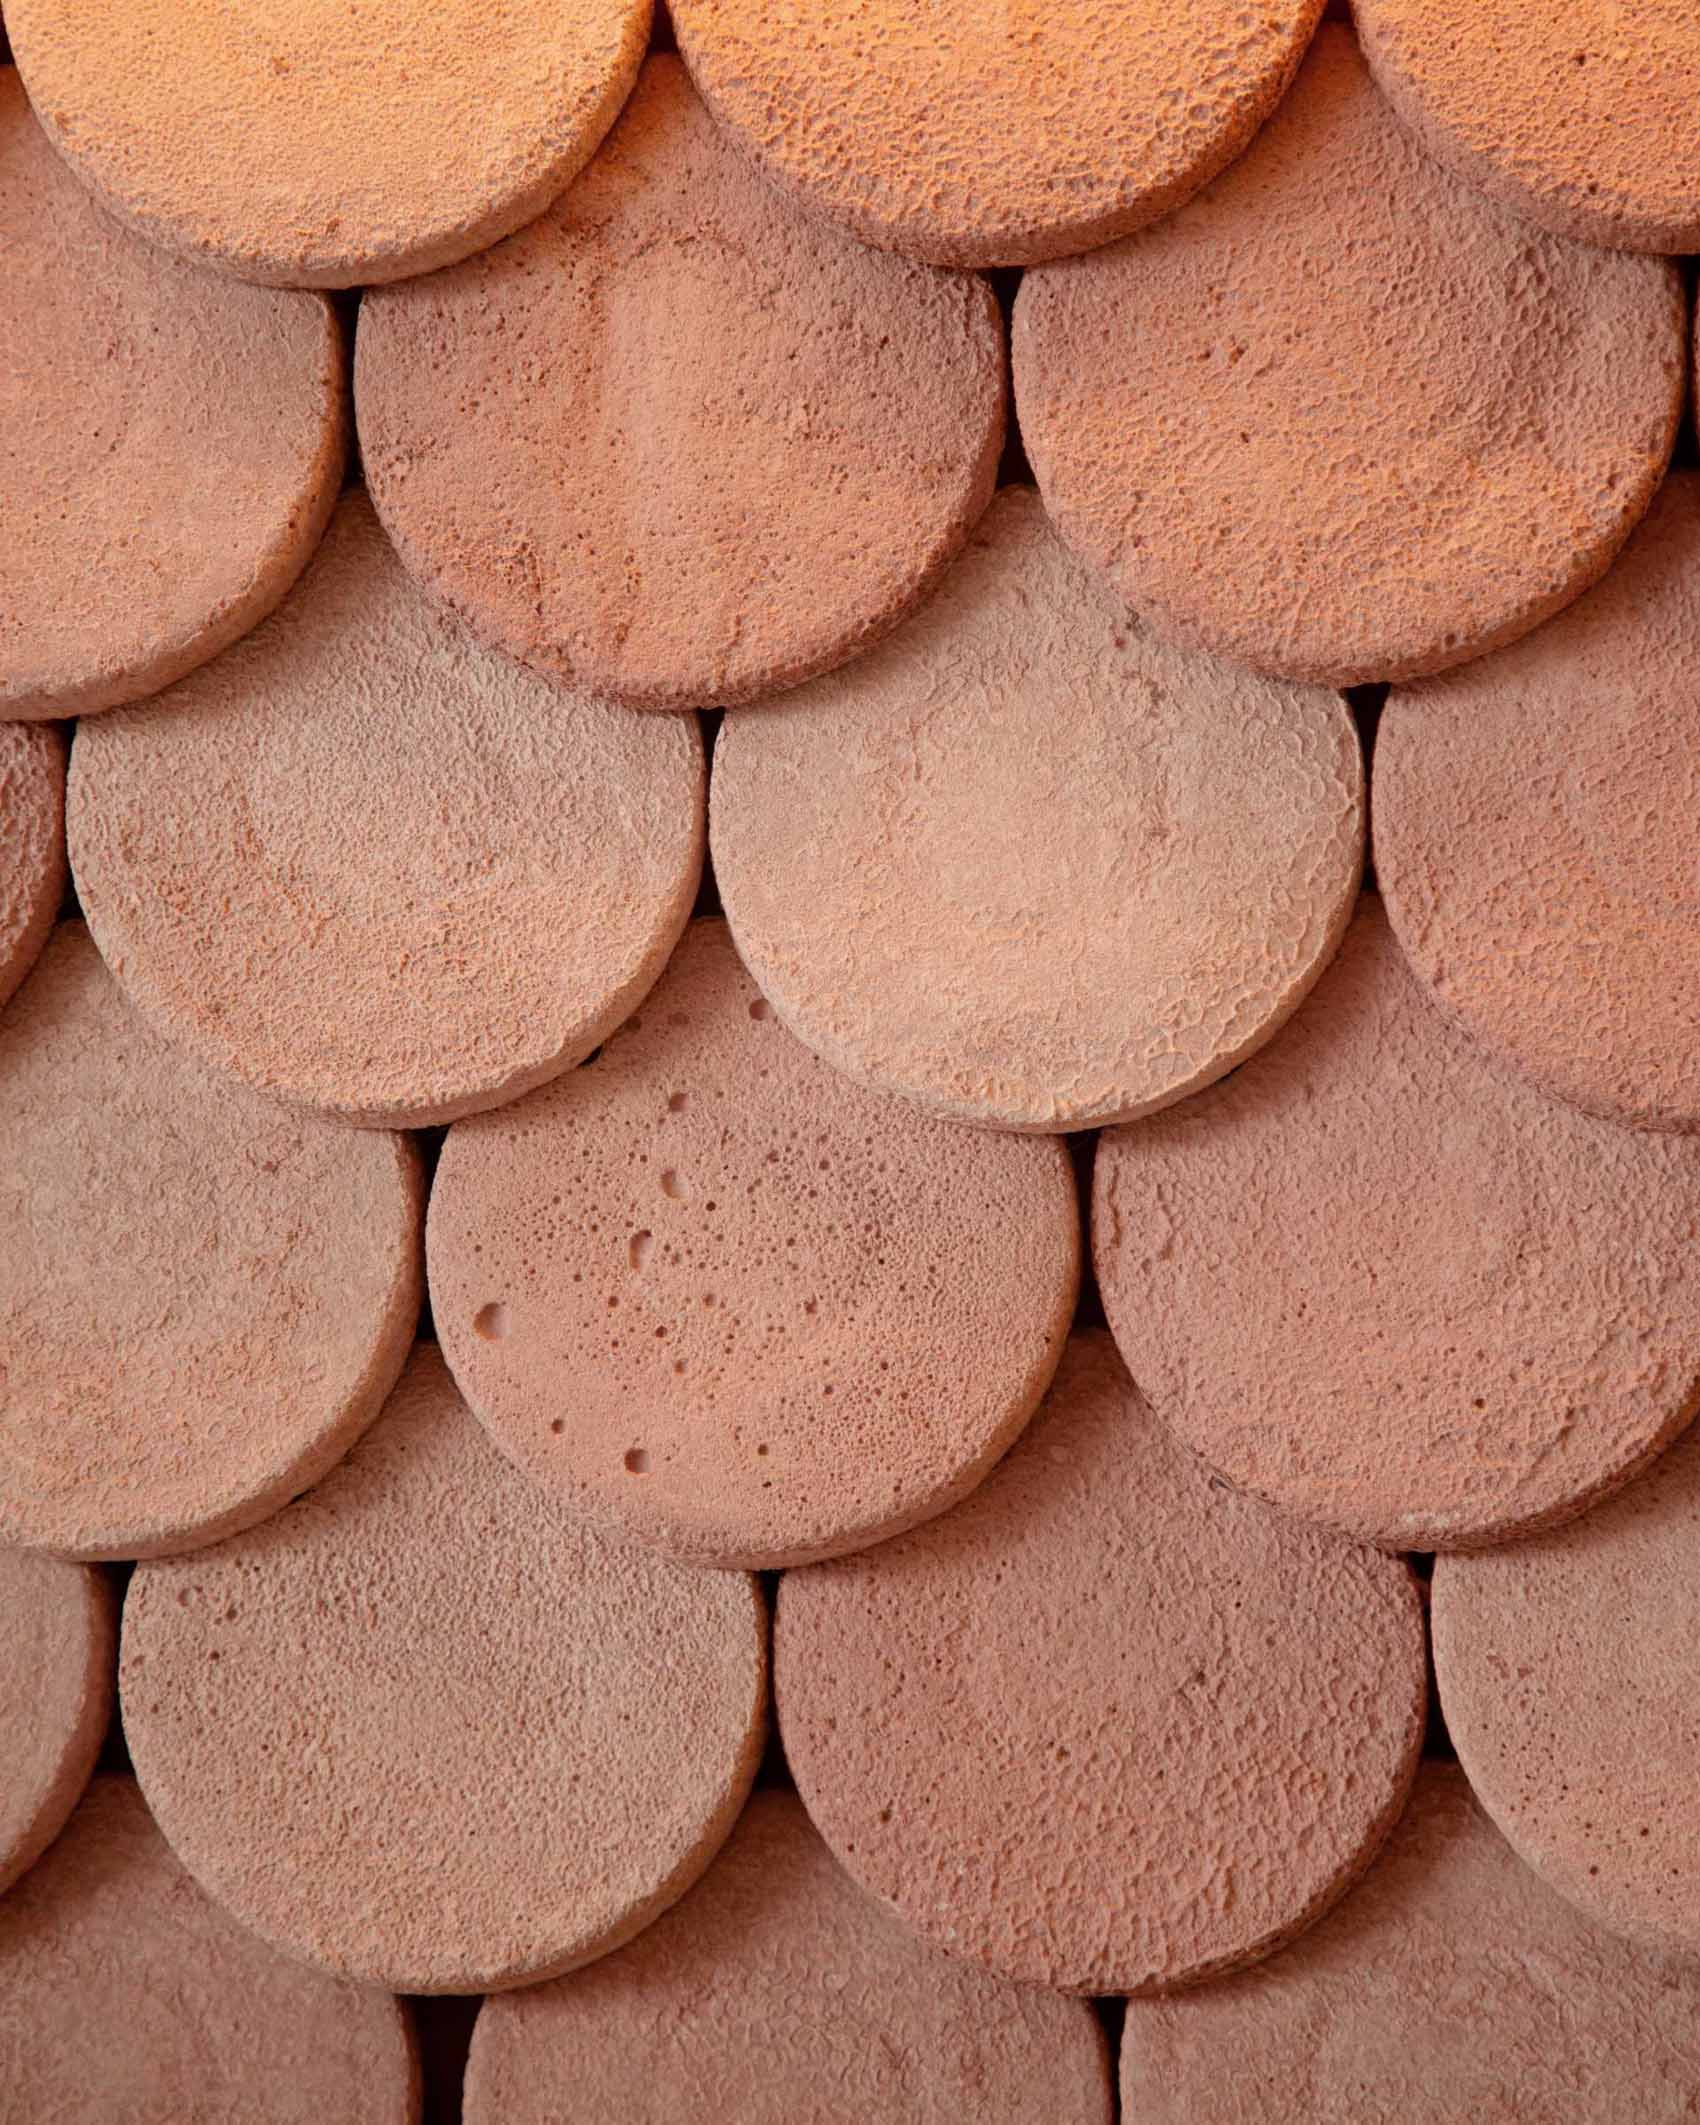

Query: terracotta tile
0;925;421;1558
355;57;1004;710
713;487;1362;1130
0;74;344;720
68;491;703;1128
1095;897;1700;1548
429;918;1078;1568
4;0;649;286
1014;25;1684;686
777;1332;1426;1994
120;1347;767;1993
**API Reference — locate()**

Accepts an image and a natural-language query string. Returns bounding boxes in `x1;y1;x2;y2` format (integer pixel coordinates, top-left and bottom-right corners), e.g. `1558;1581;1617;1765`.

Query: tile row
6;25;1699;727
7;2;1699;281
13;872;1700;1571
14;1757;1697;2121
6;1332;1700;2105
12;446;1700;1149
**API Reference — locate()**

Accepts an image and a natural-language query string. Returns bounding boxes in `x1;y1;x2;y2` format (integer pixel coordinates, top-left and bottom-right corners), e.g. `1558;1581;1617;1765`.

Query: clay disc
357;56;1004;711
0;1551;112;1896
778;1332;1425;1995
0;70;344;721
1377;473;1700;1134
68;491;704;1129
0;924;422;1559
6;0;649;287
0;719;64;1012
1095;898;1700;1550
0;1778;417;2122
1434;1423;1700;1959
671;0;1323;268
429;919;1079;1570
121;1346;767;1994
1122;1764;1700;2122
711;487;1362;1132
466;1790;1111;2124
1358;0;1700;254
1013;25;1684;687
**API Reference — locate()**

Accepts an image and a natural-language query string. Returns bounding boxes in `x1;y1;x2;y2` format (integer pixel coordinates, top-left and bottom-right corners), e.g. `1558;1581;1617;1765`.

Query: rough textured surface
1377;473;1700;1134
430;920;1079;1569
68;492;704;1129
0;1778;418;2123
0;70;344;720
713;487;1362;1131
0;718;64;1012
1013;25;1684;687
7;0;650;287
465;1791;1111;2123
1434;1423;1700;1960
0;924;422;1559
1123;1764;1700;2121
0;1551;112;1896
672;0;1324;267
1095;899;1700;1550
122;1347;767;1994
1358;0;1700;254
778;1332;1425;1995
357;56;1004;711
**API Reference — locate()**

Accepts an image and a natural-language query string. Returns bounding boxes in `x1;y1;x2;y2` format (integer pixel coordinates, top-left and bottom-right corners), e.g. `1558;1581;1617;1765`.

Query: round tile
1377;472;1700;1133
712;487;1361;1131
1094;898;1700;1549
69;491;703;1128
0;1778;417;2122
1013;24;1684;686
0;720;65;1012
429;920;1078;1569
778;1332;1425;1994
1358;0;1700;254
0;69;344;720
672;0;1323;266
465;1791;1111;2124
1434;1423;1700;1959
122;1346;767;1994
6;0;649;286
1122;1765;1700;2123
0;924;422;1559
0;1551;112;1896
357;56;1004;711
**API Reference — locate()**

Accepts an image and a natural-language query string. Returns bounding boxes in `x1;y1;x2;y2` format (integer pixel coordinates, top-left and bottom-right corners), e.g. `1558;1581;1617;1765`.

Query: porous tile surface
357;56;1004;710
465;1791;1112;2123
1434;1422;1700;1960
6;0;650;285
1123;1765;1700;2121
713;487;1362;1130
1013;25;1684;685
69;491;703;1128
0;69;344;719
430;919;1078;1568
122;1347;768;1994
778;1333;1425;1994
1095;900;1700;1549
0;924;422;1558
1377;473;1700;1133
672;0;1323;265
0;1778;418;2123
